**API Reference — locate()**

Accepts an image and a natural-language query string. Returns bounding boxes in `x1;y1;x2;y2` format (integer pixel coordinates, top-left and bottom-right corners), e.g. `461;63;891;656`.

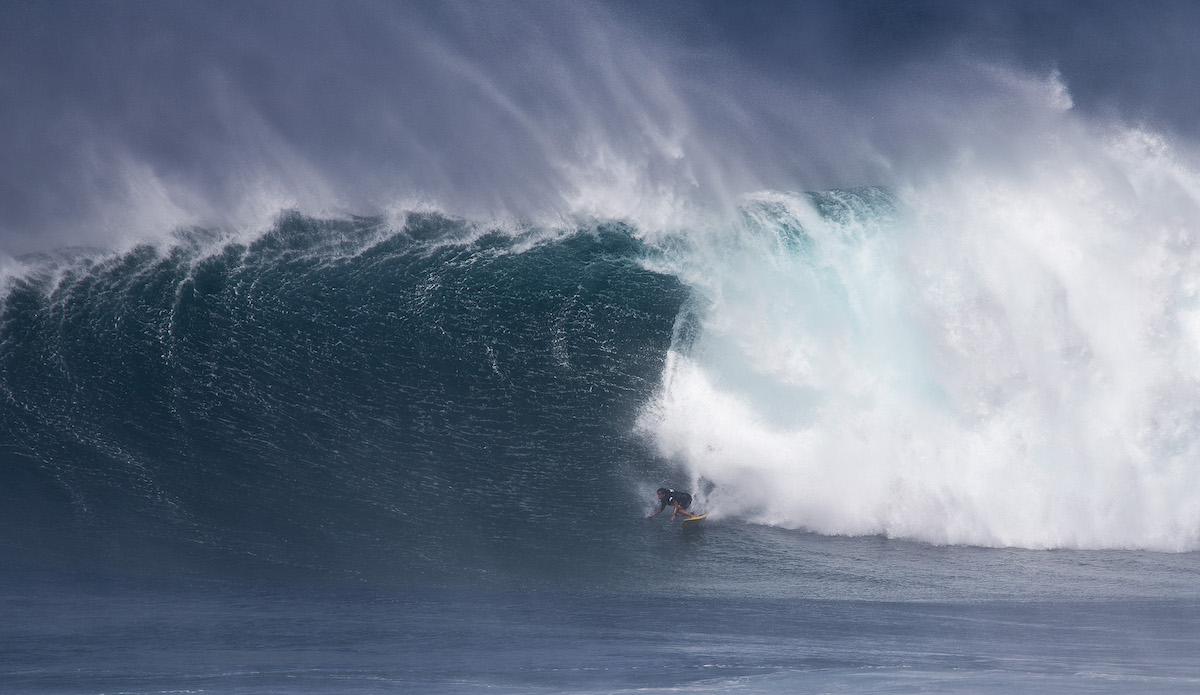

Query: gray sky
2;0;1199;254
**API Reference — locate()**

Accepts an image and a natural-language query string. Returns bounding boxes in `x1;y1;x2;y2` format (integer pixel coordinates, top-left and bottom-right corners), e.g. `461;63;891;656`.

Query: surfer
647;487;697;520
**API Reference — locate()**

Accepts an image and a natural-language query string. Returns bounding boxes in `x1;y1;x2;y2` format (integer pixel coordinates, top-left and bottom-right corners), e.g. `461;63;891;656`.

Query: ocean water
3;187;1200;693
3;540;1198;693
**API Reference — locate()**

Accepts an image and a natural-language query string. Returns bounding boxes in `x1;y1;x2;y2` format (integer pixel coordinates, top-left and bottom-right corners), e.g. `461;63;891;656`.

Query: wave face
0;214;688;578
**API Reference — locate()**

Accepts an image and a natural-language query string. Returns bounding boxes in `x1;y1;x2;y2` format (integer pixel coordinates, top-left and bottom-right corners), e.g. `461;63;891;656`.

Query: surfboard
681;514;707;525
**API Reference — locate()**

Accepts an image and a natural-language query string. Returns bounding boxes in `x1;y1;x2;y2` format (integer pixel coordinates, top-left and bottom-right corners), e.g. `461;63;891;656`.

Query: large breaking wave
4;121;1200;578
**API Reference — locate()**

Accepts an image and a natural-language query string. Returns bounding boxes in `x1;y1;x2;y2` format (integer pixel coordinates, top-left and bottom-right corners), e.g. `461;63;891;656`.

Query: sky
2;0;1199;255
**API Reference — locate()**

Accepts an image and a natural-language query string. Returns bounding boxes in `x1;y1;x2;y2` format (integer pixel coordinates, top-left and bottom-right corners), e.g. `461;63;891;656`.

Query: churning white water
640;120;1200;551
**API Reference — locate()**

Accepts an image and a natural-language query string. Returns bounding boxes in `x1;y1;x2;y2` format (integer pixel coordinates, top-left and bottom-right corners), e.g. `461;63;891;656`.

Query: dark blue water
3;207;1199;693
4;538;1198;693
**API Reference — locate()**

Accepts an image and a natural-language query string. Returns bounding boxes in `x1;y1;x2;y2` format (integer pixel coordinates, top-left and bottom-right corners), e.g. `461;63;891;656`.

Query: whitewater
641;129;1200;551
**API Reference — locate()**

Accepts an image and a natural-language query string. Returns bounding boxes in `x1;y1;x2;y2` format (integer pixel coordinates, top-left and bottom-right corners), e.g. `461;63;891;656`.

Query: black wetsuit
657;489;692;512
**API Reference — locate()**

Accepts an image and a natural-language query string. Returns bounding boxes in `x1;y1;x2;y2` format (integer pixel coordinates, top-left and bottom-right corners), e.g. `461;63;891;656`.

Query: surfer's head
656;488;668;498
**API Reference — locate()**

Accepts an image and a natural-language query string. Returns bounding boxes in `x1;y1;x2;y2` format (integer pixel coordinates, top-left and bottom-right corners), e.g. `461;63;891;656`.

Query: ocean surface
3;190;1199;693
